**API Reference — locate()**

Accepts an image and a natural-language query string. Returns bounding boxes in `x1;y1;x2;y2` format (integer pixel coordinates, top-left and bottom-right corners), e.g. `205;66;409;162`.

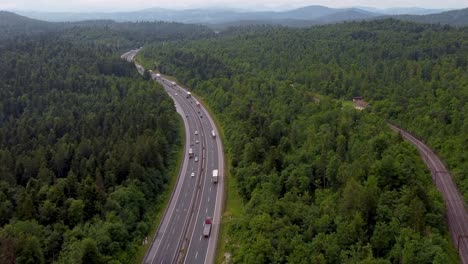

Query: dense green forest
0;11;214;47
140;19;467;202
0;15;215;263
139;19;466;263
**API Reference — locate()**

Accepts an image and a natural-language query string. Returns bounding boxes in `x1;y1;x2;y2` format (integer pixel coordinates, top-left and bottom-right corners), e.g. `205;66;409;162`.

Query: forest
138;19;466;263
0;16;214;263
0;11;214;46
140;19;467;203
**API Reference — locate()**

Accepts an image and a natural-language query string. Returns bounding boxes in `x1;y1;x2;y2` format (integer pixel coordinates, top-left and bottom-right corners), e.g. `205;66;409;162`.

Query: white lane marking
172;228;175;234
205;207;208;213
208;197;210;202
199;235;202;241
195;251;199;259
210;187;212;192
166;243;170;250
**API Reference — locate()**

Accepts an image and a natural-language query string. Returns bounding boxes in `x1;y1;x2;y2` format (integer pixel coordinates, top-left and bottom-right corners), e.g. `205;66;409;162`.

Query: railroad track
389;124;468;264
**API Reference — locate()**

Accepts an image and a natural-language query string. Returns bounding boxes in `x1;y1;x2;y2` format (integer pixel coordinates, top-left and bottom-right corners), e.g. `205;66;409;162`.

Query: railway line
389;124;468;264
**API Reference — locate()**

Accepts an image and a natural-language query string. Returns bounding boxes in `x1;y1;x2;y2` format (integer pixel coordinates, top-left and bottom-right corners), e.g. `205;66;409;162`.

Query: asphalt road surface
120;50;224;264
389;124;468;264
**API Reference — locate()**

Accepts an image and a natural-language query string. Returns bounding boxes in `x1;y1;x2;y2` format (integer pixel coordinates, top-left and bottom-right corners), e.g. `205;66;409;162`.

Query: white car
195;140;199;144
194;157;199;162
195;131;198;135
191;172;195;177
175;93;178;96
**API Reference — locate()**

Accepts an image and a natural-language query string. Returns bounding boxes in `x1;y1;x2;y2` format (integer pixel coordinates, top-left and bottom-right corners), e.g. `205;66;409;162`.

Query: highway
121;49;224;264
389;124;468;264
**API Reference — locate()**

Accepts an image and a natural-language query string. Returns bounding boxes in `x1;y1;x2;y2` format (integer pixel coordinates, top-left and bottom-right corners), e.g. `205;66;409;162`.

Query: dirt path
389;124;468;264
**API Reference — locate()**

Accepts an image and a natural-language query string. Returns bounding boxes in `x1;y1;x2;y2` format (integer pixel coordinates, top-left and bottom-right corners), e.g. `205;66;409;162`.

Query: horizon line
2;4;466;14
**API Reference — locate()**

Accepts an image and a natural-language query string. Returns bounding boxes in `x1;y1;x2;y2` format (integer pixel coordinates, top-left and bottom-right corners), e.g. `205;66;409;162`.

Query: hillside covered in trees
396;8;468;27
139;19;466;263
0;16;214;263
0;11;214;46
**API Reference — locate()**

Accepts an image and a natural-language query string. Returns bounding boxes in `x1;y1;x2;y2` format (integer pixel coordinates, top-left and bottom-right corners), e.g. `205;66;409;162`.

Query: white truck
203;217;212;237
212;169;218;183
188;148;194;158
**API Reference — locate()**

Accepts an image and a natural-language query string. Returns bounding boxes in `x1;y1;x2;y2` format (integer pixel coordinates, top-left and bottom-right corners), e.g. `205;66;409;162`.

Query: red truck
203;217;212;237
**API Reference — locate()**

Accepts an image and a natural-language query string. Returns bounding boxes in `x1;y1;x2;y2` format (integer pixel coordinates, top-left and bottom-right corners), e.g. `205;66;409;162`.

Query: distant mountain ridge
10;5;439;24
394;8;468;26
0;11;60;40
357;7;449;15
0;10;49;25
317;9;378;24
0;11;214;44
4;5;468;28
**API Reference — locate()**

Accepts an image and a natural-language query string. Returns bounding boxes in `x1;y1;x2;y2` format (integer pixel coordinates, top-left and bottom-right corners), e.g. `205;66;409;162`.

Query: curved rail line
389;124;468;264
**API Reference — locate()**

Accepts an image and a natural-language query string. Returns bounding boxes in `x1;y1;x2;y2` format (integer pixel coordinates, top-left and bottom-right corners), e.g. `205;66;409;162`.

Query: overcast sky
1;0;466;12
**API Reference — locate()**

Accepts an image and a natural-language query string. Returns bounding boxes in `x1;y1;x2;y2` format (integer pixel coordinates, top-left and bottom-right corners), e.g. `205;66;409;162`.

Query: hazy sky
1;0;466;12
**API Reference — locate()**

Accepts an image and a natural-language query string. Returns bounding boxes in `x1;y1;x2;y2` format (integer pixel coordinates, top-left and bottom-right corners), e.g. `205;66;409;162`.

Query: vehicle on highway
212;169;219;183
196;140;199;144
171;81;176;86
191;172;195;177
186;92;192;98
196;101;200;107
194;157;199;162
203;217;212;237
189;148;194;158
156;73;161;78
175;93;178;96
195;130;198;135
211;130;216;138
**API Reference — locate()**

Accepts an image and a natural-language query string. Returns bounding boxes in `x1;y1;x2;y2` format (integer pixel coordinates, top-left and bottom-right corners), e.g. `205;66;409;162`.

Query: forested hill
139;19;465;262
0;11;46;25
0;11;58;39
0;11;214;47
0;18;216;262
396;8;468;26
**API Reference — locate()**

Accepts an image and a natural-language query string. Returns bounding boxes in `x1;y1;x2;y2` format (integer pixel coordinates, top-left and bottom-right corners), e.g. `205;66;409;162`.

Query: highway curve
389;124;468;264
122;48;225;264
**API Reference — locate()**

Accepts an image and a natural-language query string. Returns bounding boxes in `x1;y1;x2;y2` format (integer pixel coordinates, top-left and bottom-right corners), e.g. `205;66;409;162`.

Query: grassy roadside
214;175;244;264
134;112;185;264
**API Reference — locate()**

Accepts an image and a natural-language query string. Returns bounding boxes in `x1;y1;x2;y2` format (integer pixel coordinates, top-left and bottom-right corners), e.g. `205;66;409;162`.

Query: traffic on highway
141;71;224;264
122;48;224;264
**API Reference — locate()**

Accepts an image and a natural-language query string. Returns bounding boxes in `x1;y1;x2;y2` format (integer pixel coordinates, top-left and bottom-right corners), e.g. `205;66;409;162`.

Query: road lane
185;108;218;264
146;88;202;263
147;82;206;264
